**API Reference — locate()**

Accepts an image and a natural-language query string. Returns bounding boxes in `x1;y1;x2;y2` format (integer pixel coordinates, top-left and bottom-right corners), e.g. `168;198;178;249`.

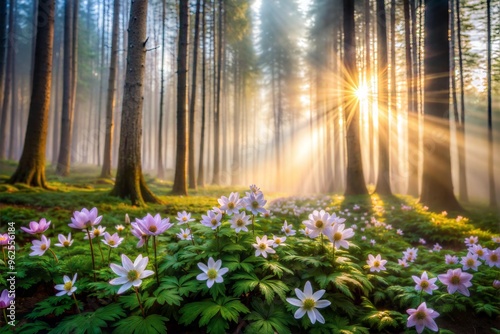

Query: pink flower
406;302;439;333
102;232;124;248
484;248;500;268
137;213;173;236
69;207;102;230
30;235;50;256
398;258;409;268
0;233;9;246
468;244;487;260
445;254;458;265
412;272;438;295
327;223;354;250
84;226;106;239
21;218;51;235
403;247;418;263
460;253;481;271
218;192;242;215
367;254;387;272
0;289;14;308
438;268;473;296
200;209;223;230
464;236;478;247
281;221;296;236
253;236;275;258
175;211;195;224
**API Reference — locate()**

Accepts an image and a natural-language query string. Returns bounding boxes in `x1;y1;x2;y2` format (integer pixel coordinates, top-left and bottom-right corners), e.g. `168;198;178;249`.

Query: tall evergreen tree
0;0;14;160
9;0;55;187
486;0;497;208
343;0;368;196
420;0;462;211
110;0;161;205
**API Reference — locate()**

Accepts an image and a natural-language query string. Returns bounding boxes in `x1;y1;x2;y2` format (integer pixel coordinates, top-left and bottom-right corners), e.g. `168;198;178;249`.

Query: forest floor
0;160;499;333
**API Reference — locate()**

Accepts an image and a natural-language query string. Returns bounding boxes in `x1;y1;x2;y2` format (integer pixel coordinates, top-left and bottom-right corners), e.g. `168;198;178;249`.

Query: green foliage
244;299;294;334
26;296;75;319
232;272;289;303
49;304;125;334
113;314;168;334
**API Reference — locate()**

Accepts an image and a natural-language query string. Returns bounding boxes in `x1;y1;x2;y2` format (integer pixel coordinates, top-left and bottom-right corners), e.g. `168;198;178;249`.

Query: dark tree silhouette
9;0;55;187
420;0;462;211
343;0;368;196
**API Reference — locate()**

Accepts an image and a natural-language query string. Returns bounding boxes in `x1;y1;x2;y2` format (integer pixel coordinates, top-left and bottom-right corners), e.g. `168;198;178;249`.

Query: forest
0;0;499;333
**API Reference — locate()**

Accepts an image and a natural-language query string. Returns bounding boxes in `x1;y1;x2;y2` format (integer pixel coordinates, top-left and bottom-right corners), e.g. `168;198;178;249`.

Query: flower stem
3;308;8;325
72;293;81;314
135;287;146;318
48;248;59;263
1;246;6;264
153;236;159;287
86;228;96;282
107;247;112;266
418;289;423;305
97;240;105;264
252;214;255;236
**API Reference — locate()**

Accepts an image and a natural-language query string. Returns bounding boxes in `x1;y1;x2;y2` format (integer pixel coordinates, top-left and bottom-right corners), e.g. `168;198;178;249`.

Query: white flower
253;236;275;258
30;235;50;256
55;274;78;296
200;209;222;230
271;235;286;248
54;233;73;248
196;257;228;288
177;228;192;240
367;254;387;272
84;226;106;239
102;232;124;248
281;221;296;236
218;192;242;215
229;212;251;233
327;223;354;249
176;211;195;224
109;254;154;294
286;281;331;324
460;253;481;271
302;210;333;238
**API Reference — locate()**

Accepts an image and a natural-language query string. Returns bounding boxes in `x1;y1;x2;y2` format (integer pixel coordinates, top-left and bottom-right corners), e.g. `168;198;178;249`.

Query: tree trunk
110;0;161;205
157;0;166;179
231;53;241;186
172;0;189;195
188;0;201;189
8;0;16;160
343;0;368;196
390;0;399;192
420;0;462;211
375;0;392;195
56;0;75;176
449;0;469;203
197;0;207;187
0;0;7;145
486;0;497;208
212;0;223;185
9;0;54;187
0;0;14;160
101;0;119;179
365;0;375;185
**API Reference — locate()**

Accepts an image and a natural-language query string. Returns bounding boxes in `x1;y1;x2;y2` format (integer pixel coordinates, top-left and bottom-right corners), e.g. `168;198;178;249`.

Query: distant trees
420;0;462;211
110;0;160;205
9;0;55;187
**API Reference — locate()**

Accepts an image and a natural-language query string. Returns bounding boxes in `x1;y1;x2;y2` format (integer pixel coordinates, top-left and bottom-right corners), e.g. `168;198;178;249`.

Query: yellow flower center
252;201;259;209
41;244;47;251
275;239;281;245
63;240;70;247
182;217;187;221
373;261;380;268
236;219;245;227
183;234;188;238
127;270;140;281
259;243;267;250
415;310;426;320
285;228;290;233
228;202;235;209
451;275;460;285
315;220;324;228
477;250;484;256
302;298;316;311
108;240;115;246
420;281;429;289
94;229;101;236
211;219;218;226
466;258;475;266
333;232;342;241
490;254;498;262
207;268;218;280
63;281;73;291
149;226;157;233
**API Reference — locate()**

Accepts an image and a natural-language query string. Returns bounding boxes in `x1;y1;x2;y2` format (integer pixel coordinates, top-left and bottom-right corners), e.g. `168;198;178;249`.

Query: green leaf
49;303;125;334
232;272;289;303
26;296;74;319
244;299;293;334
14;321;52;334
112;314;168;334
261;261;294;278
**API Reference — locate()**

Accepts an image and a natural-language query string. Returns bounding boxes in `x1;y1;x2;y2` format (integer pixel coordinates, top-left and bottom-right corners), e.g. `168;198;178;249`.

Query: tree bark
101;0;120;179
197;0;207;187
0;0;14;160
212;0;223;185
188;0;202;189
172;0;189;195
420;0;462;211
375;0;392;195
9;0;54;187
343;0;368;196
110;0;161;205
486;0;497;208
0;0;7;142
157;0;166;179
56;0;75;176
